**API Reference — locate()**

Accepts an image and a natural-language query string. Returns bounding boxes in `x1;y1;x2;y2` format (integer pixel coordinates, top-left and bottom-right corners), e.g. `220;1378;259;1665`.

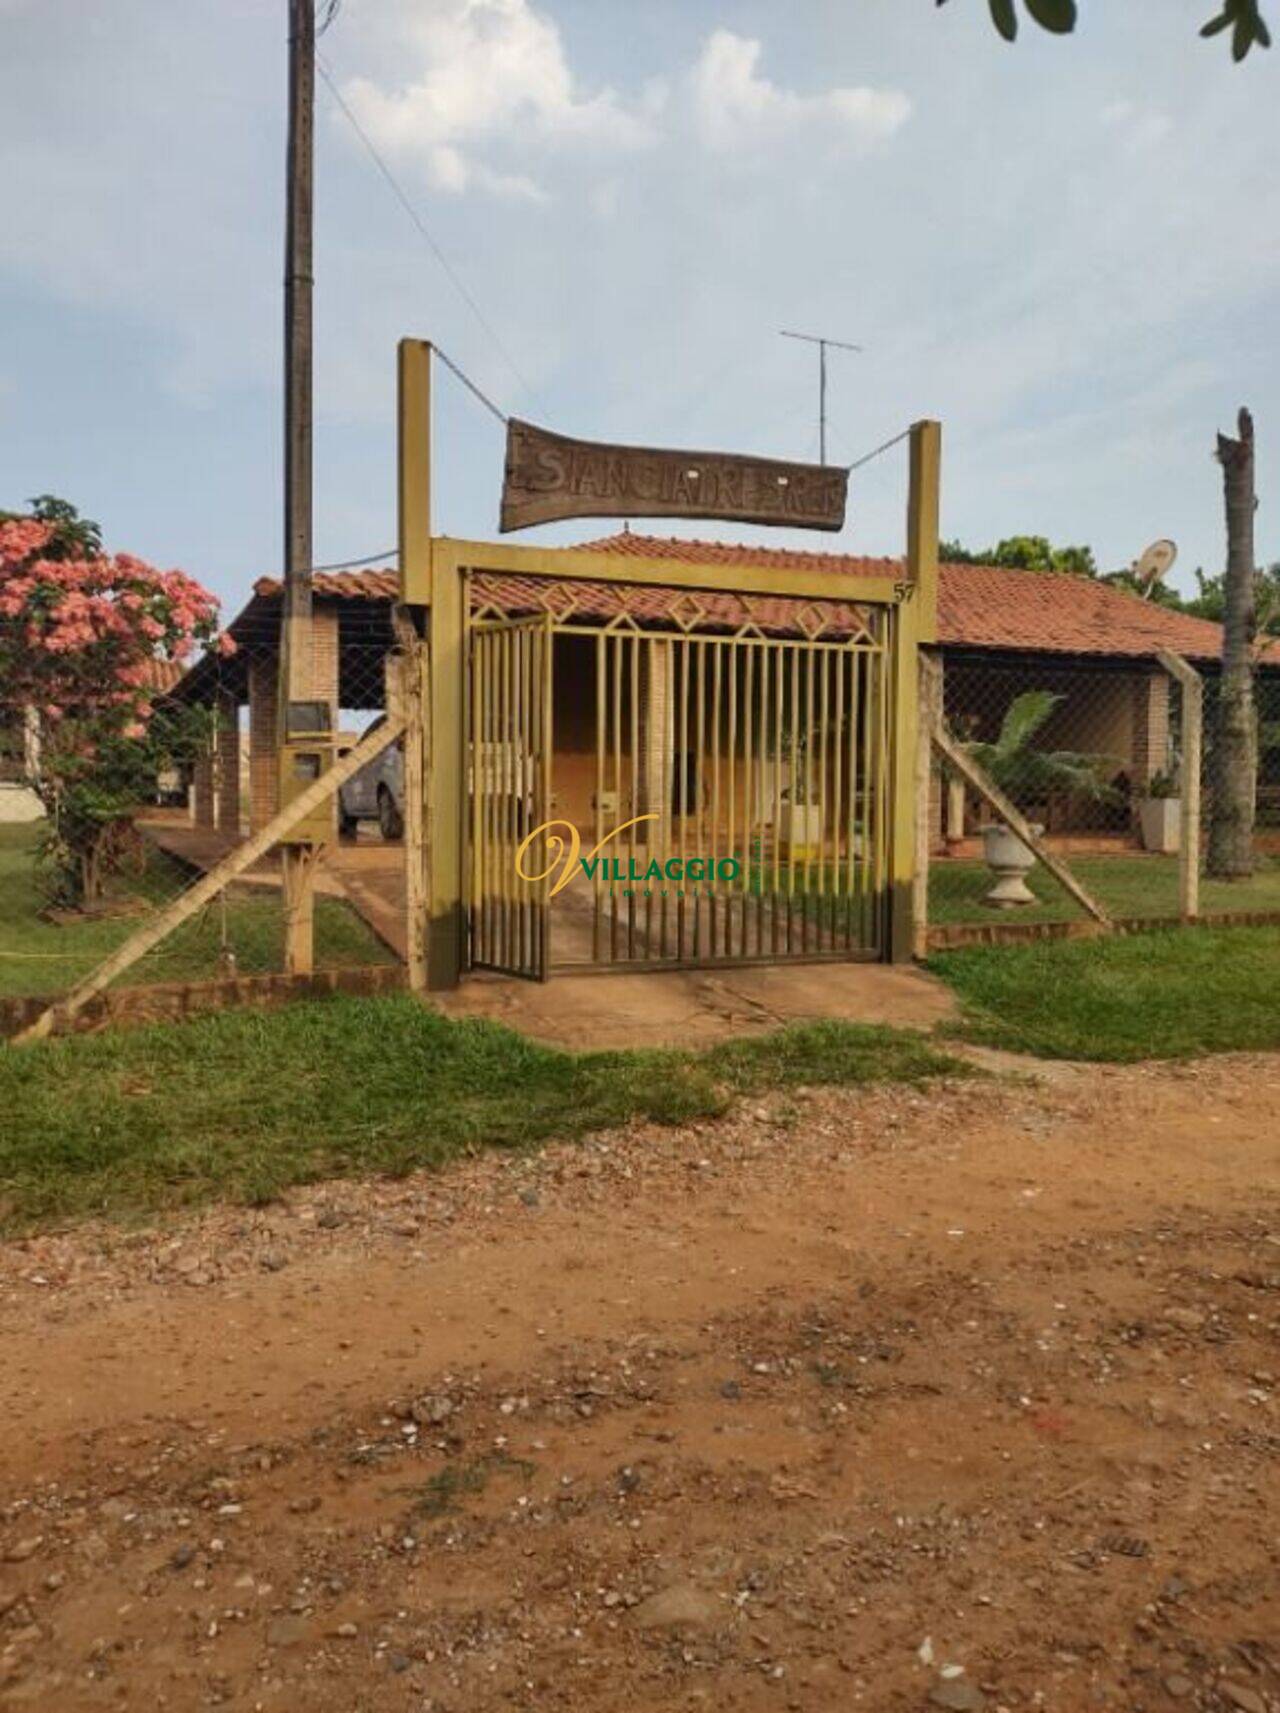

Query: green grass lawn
0;999;966;1234
929;852;1280;926
931;924;1280;1062
0;822;394;1000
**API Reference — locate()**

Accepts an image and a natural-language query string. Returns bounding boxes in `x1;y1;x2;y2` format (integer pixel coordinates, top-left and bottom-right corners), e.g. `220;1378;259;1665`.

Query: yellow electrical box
279;700;336;845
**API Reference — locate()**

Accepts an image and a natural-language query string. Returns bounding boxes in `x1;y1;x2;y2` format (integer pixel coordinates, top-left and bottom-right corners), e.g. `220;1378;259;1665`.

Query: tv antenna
1131;538;1178;600
779;329;863;466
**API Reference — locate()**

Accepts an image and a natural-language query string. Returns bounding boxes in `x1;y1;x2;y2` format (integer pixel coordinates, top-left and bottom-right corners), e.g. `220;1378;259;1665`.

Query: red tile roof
253;570;400;603
139;656;188;694
248;536;1243;664
584;534;1235;663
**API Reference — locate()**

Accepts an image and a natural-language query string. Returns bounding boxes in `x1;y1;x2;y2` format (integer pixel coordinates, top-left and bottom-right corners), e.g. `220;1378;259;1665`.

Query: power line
309;547;398;571
316;55;535;408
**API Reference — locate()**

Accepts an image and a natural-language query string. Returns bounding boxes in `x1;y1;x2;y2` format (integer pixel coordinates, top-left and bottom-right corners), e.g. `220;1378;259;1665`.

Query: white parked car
337;718;404;840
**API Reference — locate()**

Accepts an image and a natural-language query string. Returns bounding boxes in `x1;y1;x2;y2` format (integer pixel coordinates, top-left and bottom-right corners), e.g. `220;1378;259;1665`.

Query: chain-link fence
7;607;1280;1032
1;591;412;1036
925;647;1280;937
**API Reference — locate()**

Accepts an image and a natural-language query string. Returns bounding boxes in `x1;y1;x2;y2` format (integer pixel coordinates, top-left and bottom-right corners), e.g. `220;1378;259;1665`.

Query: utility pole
280;0;317;974
283;0;314;695
779;330;862;466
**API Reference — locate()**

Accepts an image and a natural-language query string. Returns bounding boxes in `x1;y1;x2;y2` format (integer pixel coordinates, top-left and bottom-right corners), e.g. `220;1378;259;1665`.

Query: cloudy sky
1;0;1276;617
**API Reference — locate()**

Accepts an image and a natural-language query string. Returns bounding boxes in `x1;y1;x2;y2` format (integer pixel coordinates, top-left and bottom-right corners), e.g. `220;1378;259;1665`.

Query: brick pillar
192;751;215;830
216;690;242;836
1132;671;1170;788
309;607;340;711
248;656;279;834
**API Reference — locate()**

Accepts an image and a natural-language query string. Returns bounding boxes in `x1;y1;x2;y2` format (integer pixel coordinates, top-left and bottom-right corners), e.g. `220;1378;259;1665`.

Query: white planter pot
981;821;1042;908
1139;798;1181;855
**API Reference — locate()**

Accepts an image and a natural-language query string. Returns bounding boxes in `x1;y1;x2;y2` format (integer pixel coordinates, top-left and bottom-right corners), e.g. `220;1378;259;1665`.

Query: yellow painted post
389;618;430;991
907;421;941;646
888;420;941;961
913;651;943;958
397;338;449;984
398;338;432;604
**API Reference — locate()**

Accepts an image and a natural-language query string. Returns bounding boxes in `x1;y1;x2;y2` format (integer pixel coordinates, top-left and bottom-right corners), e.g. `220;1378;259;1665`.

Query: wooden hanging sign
500;418;848;533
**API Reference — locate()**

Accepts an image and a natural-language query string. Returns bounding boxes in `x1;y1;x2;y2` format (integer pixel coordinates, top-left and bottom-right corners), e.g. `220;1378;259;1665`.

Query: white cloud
691;30;911;153
1102;98;1173;152
340;0;656;197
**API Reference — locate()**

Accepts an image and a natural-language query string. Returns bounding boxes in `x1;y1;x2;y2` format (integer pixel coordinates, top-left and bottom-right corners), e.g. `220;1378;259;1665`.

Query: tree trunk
1206;407;1257;879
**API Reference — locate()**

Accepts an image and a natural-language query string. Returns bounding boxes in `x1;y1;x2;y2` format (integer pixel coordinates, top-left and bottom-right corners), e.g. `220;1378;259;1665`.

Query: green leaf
995;690;1061;757
988;0;1018;41
1200;9;1233;34
1024;0;1077;33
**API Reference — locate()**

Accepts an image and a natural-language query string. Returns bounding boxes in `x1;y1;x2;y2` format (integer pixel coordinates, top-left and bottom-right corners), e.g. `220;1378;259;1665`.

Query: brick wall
1131;671;1170;787
216;690;241;835
248;657;279;834
245;607;341;834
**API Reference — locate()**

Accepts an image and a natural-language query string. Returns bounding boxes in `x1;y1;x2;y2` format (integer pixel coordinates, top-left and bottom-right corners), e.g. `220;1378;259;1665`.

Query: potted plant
1137;768;1181;854
965;691;1118;907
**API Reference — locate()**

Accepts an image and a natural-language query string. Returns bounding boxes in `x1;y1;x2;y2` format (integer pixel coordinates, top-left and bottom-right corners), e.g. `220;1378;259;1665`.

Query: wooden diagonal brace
13;711;408;1046
931;724;1112;928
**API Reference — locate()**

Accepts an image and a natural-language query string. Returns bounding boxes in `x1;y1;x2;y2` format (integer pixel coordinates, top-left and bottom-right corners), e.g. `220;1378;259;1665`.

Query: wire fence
6;615;1280;1033
1;617;408;1030
925;649;1280;935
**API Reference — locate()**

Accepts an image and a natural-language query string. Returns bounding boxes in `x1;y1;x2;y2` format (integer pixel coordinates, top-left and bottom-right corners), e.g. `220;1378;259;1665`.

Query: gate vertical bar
710;644;722;958
539;617;553;979
593;631;605;962
629;634;640;959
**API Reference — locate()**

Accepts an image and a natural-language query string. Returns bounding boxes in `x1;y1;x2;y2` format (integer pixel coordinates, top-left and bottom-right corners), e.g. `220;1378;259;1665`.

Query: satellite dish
1131;538;1177;599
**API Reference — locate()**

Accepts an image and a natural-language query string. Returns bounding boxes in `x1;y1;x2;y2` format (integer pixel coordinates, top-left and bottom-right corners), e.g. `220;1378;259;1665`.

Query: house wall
940;653;1169;835
245;609;341;834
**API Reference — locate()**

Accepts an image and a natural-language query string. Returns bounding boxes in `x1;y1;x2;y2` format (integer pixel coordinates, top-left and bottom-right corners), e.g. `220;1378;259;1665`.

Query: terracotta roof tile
138;656;187;693
583;534;1233;663
244;536;1246;664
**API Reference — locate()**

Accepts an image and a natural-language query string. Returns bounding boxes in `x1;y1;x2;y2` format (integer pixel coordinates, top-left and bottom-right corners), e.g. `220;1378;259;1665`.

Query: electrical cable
316;55;535;409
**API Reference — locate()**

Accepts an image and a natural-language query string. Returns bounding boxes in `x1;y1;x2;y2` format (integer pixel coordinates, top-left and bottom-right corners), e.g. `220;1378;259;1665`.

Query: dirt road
2;1054;1279;1712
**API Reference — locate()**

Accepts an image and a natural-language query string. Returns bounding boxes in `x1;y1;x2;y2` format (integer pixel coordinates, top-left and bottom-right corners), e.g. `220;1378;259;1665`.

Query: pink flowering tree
0;498;234;906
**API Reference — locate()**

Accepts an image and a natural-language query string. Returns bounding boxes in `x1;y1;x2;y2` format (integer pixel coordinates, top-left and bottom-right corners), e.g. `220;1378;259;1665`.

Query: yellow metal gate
558;619;890;970
468;613;553;980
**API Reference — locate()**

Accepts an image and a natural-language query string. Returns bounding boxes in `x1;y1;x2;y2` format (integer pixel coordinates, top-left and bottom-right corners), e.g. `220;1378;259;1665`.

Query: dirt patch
1;1055;1278;1711
437;961;957;1050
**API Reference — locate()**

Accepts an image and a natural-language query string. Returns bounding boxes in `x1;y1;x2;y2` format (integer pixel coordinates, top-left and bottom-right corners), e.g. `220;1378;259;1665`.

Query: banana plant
964;691;1120;808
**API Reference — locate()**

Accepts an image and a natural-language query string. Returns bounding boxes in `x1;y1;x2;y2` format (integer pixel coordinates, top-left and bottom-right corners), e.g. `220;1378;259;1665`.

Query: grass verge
930;924;1280;1062
0;998;967;1236
929;852;1280;926
0;822;394;999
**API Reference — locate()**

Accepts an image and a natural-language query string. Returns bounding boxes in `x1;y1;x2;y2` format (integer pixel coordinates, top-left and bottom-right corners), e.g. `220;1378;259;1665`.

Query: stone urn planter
1138;797;1181;855
981;821;1042;908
